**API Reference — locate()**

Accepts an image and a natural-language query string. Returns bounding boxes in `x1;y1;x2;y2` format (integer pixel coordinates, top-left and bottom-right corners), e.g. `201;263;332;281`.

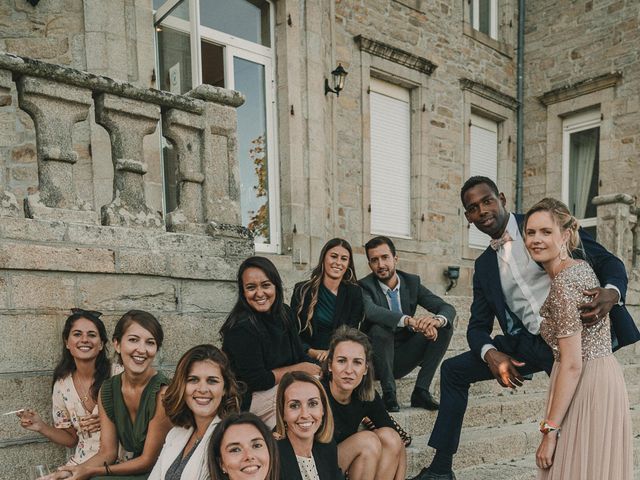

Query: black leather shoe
408;467;456;480
383;393;400;412
410;389;439;410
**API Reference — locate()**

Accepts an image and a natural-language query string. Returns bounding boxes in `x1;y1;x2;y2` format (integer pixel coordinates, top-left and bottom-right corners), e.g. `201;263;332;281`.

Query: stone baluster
0;69;20;218
95;93;162;228
162;108;207;234
593;193;637;270
16;75;96;223
187;85;245;230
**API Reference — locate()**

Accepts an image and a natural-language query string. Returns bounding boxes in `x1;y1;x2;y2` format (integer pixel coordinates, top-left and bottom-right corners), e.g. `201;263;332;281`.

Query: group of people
15;175;638;480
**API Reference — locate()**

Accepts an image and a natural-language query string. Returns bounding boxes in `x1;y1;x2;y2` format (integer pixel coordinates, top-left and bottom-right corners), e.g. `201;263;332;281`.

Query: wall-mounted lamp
444;266;460;294
26;0;40;5
325;63;348;97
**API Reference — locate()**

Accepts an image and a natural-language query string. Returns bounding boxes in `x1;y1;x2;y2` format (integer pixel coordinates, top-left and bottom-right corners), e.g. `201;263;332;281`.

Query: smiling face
366;243;398;284
524;210;569;267
462;182;510;239
65;317;103;361
220;423;270;480
283;381;324;443
184;360;225;423
329;340;368;396
242;267;276;314
322;245;350;282
113;322;158;375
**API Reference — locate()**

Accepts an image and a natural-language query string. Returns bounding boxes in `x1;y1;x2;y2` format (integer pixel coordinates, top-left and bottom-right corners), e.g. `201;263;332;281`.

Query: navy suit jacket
467;213;640;358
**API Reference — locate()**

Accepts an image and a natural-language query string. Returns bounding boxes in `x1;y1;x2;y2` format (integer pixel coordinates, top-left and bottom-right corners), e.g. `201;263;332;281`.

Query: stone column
94;93;162;228
593;193;637;270
16;75;96;223
162;108;206;234
0;69;19;218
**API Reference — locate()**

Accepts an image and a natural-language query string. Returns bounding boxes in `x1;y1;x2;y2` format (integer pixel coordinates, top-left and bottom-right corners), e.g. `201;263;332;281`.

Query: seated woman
291;238;364;363
221;256;320;428
149;344;242;480
275;371;342;480
60;310;172;480
208;412;280;480
17;309;111;465
321;326;406;480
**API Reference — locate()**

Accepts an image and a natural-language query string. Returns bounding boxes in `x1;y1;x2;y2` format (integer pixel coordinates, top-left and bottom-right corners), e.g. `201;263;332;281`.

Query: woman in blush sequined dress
523;198;632;479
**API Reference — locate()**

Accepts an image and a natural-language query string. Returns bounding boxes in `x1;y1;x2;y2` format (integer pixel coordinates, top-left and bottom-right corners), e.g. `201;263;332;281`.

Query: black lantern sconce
325;63;348;97
444;266;460;294
26;0;41;5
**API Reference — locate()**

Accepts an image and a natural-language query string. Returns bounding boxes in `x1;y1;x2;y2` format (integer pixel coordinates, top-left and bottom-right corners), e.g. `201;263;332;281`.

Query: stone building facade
0;0;639;476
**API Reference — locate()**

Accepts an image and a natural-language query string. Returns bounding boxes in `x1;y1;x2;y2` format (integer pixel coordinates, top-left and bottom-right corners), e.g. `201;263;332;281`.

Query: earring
560;244;568;261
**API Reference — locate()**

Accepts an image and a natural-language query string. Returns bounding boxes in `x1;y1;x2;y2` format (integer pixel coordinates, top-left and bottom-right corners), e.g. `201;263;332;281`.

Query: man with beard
410;176;639;480
360;236;456;413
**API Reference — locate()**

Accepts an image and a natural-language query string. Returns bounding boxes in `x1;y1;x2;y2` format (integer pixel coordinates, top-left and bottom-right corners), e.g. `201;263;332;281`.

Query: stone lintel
0;52;203;114
538;72;623;106
459;78;518;110
187;84;245;108
592;193;635;206
355;35;437;75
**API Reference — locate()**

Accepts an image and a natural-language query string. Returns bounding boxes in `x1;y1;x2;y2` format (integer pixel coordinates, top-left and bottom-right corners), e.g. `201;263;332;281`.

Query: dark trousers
368;323;454;396
428;332;554;455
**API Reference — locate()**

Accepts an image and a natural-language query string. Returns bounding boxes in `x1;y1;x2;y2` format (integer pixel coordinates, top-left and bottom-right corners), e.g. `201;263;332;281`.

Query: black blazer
290;281;364;351
277;437;344;480
467;213;640;357
359;270;456;333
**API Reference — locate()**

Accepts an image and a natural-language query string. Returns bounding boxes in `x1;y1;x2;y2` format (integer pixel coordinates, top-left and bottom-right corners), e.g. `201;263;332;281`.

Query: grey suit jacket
359;270;456;333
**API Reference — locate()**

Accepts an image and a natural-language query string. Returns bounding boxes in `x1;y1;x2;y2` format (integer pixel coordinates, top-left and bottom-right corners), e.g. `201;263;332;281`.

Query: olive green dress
93;372;169;480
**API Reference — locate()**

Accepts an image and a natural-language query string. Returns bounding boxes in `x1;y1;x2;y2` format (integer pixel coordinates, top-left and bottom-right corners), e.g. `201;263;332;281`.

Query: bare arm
17;409;77;448
272;362;321;384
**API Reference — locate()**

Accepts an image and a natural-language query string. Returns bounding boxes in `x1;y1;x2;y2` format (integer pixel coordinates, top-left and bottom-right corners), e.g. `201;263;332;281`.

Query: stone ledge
592;193;635;206
355;35;437;75
538;71;623;106
460;78;518;111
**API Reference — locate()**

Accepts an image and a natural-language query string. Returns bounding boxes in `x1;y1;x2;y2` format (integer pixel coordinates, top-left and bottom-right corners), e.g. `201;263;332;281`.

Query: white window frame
468;113;499;249
562;109;600;230
154;0;281;253
369;77;412;239
472;0;498;40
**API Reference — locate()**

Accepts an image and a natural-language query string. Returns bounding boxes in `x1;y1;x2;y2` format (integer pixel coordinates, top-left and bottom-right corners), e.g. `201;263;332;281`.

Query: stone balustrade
593;193;638;271
0;52;247;237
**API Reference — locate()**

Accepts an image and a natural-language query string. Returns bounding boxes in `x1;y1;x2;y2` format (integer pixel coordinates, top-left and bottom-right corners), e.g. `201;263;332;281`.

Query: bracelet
103;462;112;476
539;419;561;434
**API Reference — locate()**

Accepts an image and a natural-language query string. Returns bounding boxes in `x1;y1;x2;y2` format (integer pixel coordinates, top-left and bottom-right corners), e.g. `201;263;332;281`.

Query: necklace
72;373;94;412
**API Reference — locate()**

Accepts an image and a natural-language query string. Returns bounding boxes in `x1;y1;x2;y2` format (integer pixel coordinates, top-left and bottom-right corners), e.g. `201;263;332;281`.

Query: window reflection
199;0;270;46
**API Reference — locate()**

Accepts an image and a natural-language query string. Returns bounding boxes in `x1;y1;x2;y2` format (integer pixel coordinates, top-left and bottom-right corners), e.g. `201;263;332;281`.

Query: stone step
393;384;640;438
404;407;640;475
454;434;640;480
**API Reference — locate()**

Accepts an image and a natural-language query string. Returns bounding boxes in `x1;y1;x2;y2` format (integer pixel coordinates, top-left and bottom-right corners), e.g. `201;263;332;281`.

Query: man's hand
579;287;618;326
484;350;525;389
411;316;441;341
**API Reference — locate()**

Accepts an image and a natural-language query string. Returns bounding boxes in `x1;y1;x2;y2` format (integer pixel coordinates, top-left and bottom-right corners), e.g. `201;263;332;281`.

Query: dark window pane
201;41;225;88
479;0;491;35
569;127;599;219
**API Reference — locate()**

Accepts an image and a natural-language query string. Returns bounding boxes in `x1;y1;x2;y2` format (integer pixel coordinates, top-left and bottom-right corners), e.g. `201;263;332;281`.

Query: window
471;0;498;40
369;78;411;238
154;0;280;252
469;113;498;248
562;110;600;238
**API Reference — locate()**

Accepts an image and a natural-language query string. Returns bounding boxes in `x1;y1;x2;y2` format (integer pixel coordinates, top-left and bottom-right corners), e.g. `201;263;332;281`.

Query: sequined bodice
539;261;612;362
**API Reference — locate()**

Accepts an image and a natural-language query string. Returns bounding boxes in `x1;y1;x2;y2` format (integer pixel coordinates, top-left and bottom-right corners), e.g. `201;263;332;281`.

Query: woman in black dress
291;238;364;364
221;256;320;428
321;327;406;480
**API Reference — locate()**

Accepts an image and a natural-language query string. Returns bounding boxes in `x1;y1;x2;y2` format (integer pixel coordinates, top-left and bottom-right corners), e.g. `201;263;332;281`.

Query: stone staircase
389;295;640;479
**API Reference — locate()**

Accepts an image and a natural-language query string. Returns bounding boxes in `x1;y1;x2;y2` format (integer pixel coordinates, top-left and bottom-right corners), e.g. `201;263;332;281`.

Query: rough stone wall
275;0;518;294
522;0;640;207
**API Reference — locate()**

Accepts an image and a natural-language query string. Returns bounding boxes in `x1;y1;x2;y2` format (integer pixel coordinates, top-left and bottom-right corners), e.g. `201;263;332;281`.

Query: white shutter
370;78;411;238
469;114;498;249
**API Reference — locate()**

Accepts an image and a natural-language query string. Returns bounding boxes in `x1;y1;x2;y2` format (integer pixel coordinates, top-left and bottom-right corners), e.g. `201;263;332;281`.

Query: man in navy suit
411;176;639;480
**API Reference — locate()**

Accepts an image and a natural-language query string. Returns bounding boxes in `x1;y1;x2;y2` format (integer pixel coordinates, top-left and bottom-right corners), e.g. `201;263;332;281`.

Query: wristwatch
539;420;560;435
